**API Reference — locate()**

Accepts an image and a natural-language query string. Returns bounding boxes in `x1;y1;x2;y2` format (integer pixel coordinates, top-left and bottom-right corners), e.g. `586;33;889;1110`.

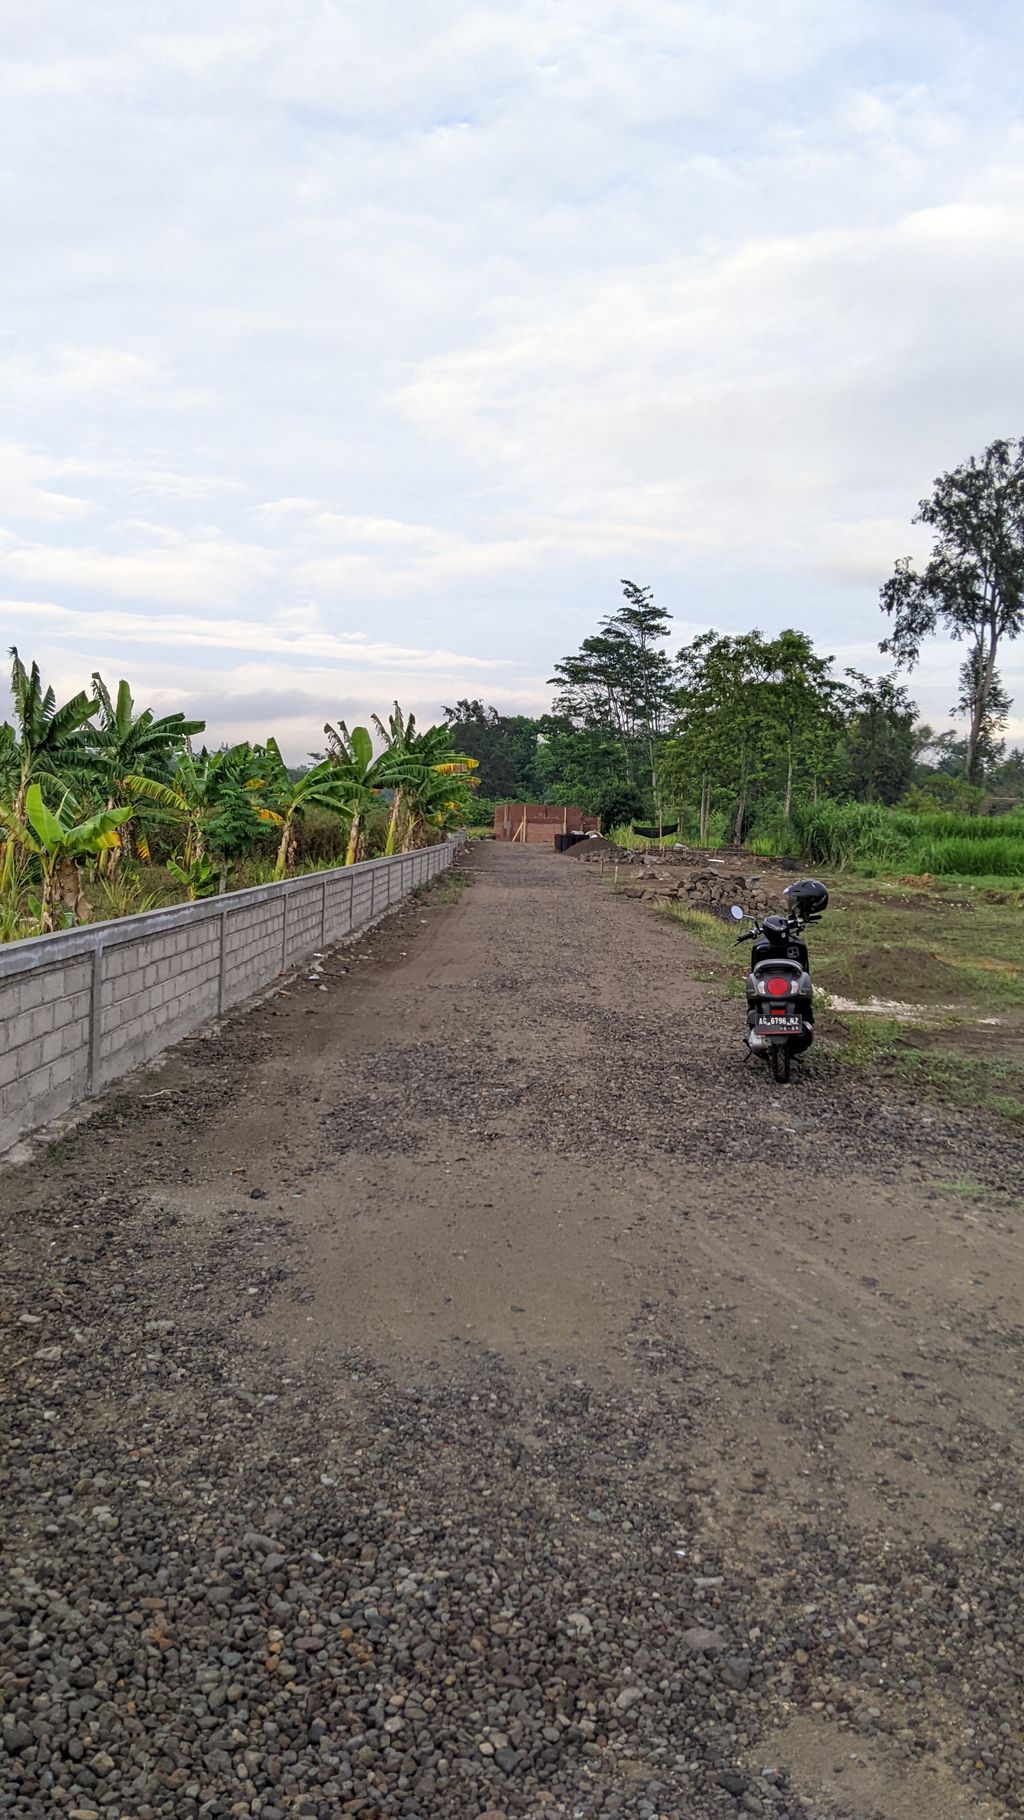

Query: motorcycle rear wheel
770;1042;792;1084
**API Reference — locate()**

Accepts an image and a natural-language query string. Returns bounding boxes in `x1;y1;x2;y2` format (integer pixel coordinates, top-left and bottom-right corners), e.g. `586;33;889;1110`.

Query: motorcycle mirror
729;904;745;921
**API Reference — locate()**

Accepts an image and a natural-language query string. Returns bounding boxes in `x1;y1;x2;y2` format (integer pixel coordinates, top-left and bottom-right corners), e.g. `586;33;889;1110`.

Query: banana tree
369;703;478;854
322;721;415;864
257;738;358;878
125;744;272;879
5;783;133;932
401;760;479;843
6;648;98;819
91;674;205;864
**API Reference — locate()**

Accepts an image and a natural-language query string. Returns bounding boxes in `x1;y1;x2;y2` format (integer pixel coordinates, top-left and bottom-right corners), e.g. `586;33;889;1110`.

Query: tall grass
919;837;1024;877
789;802;904;869
609;810;733;850
790;801;1024;878
608;826;681;850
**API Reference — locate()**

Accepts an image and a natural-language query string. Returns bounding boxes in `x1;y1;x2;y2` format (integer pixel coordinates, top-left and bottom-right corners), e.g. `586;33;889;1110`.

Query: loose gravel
2;845;1021;1820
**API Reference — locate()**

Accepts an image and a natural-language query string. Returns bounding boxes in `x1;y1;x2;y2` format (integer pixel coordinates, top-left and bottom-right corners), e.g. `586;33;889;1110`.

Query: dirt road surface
2;843;1022;1820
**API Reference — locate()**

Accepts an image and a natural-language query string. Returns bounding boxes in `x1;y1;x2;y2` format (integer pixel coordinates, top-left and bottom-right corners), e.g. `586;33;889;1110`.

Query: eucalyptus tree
881;437;1024;784
549;580;677;814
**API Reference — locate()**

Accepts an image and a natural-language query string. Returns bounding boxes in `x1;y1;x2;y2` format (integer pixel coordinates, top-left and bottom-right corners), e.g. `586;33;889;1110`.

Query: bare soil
2;843;1023;1820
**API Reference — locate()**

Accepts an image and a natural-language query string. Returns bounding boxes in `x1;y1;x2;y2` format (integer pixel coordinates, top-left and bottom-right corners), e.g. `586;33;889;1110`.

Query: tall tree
761;629;849;817
880;437;1024;784
842;671;917;805
954;651;1010;778
670;632;777;843
549;580;676;813
441;700;539;801
531;717;645;829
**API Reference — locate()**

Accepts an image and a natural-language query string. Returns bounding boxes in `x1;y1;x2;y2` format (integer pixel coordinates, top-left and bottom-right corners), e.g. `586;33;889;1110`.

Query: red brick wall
493;804;600;842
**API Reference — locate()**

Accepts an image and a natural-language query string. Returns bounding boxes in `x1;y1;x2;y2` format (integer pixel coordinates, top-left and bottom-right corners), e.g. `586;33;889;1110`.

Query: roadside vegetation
0;658;478;941
453;440;1024;894
660;873;1024;1121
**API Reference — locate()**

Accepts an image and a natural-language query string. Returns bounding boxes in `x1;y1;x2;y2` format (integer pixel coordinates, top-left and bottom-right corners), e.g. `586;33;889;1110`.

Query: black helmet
762;914;789;945
784;878;829;915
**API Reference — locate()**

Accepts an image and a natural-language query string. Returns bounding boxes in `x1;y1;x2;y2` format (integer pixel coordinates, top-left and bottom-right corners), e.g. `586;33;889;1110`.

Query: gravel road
2;842;1022;1820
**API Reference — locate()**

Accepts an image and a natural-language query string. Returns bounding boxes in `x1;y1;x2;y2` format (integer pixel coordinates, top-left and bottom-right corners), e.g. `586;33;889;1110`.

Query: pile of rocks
615;867;773;919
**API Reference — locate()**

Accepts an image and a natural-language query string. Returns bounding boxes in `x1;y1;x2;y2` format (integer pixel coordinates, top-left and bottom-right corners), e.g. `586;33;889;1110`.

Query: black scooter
730;878;829;1083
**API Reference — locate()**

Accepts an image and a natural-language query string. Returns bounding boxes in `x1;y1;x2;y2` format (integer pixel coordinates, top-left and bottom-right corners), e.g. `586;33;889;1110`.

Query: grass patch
424;867;471;904
654;868;1024;1120
829;1018;1024;1121
789;800;1024;880
660;903;748;996
930;1176;993;1199
663;904;737;950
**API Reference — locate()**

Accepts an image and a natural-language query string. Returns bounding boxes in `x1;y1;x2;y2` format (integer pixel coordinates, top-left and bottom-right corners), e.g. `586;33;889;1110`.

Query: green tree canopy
881;437;1024;784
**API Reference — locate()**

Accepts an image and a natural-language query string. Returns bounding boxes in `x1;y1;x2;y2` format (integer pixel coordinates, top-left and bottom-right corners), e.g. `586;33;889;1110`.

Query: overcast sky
3;0;1024;758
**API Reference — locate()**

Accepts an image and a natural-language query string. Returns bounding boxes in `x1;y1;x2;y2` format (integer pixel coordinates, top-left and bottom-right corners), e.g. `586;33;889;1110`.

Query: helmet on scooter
784;878;828;916
762;914;789;945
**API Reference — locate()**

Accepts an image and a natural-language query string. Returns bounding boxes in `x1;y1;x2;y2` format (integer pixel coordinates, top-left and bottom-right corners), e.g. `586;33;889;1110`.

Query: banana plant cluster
1;649;478;938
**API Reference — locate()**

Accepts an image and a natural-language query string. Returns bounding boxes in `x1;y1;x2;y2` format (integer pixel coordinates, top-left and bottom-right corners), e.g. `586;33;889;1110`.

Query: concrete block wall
0;838;460;1153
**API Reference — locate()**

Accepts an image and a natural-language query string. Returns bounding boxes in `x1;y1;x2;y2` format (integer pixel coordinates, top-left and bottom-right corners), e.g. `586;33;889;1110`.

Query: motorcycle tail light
764;976;791;997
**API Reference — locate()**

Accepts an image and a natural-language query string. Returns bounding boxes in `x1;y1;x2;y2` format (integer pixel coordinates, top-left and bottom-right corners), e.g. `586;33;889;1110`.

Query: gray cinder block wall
0;838;460;1153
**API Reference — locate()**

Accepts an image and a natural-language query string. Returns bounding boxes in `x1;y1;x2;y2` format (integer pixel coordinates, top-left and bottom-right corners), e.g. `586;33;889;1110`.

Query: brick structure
0;839;462;1153
493;803;600;844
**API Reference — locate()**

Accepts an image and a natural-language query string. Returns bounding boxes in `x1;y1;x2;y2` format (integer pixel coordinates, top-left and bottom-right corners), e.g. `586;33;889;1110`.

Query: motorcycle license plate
758;1016;802;1035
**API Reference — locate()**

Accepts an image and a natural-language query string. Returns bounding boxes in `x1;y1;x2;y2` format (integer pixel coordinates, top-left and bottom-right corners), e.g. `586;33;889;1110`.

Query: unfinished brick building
493;803;600;844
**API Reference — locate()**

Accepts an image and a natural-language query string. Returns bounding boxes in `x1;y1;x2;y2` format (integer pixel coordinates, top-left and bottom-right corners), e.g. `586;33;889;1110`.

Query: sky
3;0;1024;759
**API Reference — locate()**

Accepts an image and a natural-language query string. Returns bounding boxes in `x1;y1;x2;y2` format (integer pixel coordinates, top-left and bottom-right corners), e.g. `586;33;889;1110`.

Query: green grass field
659;873;1024;1120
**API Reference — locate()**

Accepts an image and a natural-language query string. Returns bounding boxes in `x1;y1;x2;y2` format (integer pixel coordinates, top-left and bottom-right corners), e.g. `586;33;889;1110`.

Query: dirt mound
821;945;963;1003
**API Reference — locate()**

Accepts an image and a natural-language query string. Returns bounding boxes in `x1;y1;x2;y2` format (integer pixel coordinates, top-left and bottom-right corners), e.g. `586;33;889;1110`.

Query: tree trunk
699;774;709;845
648;736;659;822
275;818;293;880
384;789;403;857
784;740;793;822
965;624;999;786
100;796;125;874
733;753;747;845
40;863;59;934
345;809;361;867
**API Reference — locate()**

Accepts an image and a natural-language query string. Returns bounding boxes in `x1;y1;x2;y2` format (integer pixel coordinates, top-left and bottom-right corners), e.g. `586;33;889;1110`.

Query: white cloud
4;537;274;608
2;0;1024;743
4;598;515;672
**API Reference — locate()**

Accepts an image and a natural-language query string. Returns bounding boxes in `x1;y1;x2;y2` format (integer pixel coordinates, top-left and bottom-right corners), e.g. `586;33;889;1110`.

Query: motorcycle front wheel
770;1042;792;1084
